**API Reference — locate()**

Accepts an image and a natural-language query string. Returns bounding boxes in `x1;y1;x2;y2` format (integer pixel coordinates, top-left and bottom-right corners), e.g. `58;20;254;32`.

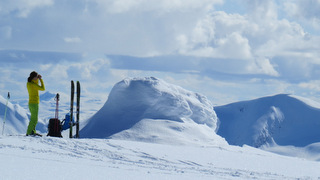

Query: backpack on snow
47;93;62;137
61;113;74;131
47;118;62;137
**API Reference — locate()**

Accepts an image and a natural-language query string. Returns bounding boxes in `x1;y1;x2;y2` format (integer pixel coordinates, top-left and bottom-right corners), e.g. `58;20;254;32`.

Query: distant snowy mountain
81;77;226;145
215;94;320;147
40;91;56;101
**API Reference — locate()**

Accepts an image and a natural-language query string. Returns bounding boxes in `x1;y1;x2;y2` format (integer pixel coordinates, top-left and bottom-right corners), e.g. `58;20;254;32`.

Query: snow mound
0;95;29;135
215;94;320;147
261;142;320;161
81;77;226;145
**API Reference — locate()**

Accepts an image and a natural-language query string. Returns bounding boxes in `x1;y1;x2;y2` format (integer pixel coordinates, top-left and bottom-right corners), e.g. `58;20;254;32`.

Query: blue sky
0;0;320;106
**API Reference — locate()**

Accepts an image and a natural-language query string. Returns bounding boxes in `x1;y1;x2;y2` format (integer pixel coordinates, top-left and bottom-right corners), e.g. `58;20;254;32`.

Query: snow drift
81;77;226;145
215;94;320;147
0;95;29;135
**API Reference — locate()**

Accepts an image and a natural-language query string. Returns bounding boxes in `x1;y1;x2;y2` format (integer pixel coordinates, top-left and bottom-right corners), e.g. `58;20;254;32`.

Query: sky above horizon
0;0;320;106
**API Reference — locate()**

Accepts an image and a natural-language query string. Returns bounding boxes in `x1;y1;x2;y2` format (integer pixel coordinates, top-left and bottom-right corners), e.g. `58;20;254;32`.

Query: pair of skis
69;81;80;138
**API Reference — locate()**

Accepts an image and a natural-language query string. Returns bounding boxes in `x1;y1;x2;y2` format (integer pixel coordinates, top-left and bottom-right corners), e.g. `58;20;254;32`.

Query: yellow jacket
27;79;45;104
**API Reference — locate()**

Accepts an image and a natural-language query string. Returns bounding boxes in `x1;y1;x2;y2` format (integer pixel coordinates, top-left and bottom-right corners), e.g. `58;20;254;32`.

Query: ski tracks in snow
0;136;317;180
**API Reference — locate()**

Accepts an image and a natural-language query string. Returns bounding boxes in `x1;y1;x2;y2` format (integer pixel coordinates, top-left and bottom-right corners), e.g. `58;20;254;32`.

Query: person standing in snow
26;71;45;136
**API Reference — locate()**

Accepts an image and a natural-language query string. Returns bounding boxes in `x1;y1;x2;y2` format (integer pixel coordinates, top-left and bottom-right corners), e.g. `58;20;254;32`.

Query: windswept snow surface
81;77;226;146
1;136;320;180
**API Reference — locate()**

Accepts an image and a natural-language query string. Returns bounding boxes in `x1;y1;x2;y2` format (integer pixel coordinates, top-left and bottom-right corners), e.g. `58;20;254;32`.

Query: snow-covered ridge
215;94;320;147
0;95;29;135
80;77;226;145
40;91;56;101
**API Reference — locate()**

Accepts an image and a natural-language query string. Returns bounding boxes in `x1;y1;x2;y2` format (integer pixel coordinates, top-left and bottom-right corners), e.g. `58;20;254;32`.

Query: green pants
27;103;39;135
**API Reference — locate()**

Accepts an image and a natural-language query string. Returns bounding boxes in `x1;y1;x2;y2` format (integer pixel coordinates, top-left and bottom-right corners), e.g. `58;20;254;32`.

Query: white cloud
178;12;252;58
244;0;278;20
283;0;320;30
299;80;320;91
283;0;320;19
185;32;252;59
172;2;320;79
0;0;221;55
91;0;223;14
283;1;299;17
214;32;252;59
0;0;54;18
248;57;279;77
64;37;82;43
48;64;69;79
66;58;111;80
39;64;52;71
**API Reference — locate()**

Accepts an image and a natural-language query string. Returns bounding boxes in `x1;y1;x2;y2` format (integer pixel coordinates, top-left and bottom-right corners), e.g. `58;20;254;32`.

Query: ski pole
55;93;60;119
2;92;10;135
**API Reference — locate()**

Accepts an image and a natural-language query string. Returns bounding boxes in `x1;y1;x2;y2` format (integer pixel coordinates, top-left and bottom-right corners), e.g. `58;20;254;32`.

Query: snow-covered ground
2;136;320;180
1;77;320;179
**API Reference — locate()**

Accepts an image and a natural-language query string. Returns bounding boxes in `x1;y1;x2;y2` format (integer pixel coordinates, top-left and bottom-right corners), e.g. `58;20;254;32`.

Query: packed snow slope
0;95;29;135
81;77;226;145
215;94;320;147
2;136;320;180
